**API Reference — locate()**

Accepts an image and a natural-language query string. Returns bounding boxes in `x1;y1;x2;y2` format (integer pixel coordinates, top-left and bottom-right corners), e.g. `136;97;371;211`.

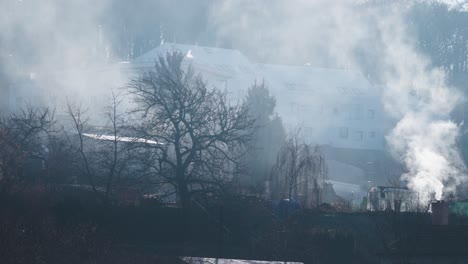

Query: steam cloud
378;5;467;204
0;0;126;120
210;0;467;204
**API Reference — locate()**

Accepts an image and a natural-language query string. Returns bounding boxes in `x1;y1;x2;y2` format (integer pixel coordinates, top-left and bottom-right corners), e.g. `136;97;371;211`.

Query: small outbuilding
367;186;412;212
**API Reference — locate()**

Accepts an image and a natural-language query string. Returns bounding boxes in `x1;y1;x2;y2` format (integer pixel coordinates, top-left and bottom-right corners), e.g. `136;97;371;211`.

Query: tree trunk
177;180;190;209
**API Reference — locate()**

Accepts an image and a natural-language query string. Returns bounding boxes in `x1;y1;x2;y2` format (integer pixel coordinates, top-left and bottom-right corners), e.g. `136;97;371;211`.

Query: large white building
129;42;387;151
125;43;396;192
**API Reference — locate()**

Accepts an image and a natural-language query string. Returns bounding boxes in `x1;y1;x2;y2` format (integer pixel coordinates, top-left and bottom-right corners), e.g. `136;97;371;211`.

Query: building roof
376;186;410;192
326;180;366;200
82;133;161;145
132;43;376;97
257;63;374;97
133;42;257;78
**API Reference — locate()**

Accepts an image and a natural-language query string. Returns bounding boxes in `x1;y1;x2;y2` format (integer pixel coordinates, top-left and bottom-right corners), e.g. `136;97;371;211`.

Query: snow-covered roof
327;180;366;199
133;42;257;78
377;186;410;192
257;63;374;97
83;133;161;145
132;43;376;97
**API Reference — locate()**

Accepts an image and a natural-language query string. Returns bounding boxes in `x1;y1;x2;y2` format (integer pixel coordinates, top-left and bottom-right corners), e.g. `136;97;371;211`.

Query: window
352;104;363;120
369;131;376;138
318;105;324;114
354;131;363;141
290;102;299;113
304;127;314;143
285;82;297;90
351;87;363;95
214;64;235;74
239;65;253;75
298;104;308;113
304;127;314;135
346;104;363;120
218;79;228;90
16;96;25;108
368;109;375;119
333;107;339;115
339;127;349;139
337;86;348;94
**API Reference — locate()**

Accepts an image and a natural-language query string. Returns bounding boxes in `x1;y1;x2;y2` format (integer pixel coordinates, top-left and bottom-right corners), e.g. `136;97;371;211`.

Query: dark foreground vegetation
3;188;468;264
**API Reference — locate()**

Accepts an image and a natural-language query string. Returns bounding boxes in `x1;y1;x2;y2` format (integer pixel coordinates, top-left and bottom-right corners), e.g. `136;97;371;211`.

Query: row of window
333;105;375;120
291;103;376;120
336;86;364;95
339;127;377;141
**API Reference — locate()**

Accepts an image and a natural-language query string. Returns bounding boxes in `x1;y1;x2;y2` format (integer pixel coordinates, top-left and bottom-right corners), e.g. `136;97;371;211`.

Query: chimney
431;200;449;225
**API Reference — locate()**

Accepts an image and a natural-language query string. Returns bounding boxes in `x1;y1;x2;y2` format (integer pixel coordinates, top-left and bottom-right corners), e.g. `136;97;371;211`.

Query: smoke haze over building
1;0;467;203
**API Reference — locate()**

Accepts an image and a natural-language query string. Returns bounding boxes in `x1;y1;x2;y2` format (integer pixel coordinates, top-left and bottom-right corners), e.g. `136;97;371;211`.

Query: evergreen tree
242;81;286;192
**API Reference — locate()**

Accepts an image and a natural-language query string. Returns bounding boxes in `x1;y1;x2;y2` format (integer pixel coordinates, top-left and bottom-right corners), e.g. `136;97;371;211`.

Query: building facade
130;42;388;152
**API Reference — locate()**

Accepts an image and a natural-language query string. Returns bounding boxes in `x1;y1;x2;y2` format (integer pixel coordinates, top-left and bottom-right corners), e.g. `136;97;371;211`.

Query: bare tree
63;96;143;204
128;51;254;208
270;130;327;208
0;105;55;194
64;101;99;195
95;92;143;204
92;92;128;203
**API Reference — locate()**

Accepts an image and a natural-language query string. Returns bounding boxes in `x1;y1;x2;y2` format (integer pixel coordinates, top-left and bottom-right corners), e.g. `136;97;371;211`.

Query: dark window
333;107;339;115
354;131;363;141
339;127;348;138
285;82;297;90
346;104;363;120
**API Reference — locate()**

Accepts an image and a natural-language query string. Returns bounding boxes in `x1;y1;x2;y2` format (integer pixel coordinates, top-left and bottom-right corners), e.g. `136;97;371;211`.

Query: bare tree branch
128;51;254;208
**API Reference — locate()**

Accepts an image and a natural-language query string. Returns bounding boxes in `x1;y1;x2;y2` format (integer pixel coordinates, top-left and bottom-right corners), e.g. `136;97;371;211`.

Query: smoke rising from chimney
209;0;467;204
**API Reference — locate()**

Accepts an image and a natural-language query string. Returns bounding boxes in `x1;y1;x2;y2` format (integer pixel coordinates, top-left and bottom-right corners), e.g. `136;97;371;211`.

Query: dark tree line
408;2;468;88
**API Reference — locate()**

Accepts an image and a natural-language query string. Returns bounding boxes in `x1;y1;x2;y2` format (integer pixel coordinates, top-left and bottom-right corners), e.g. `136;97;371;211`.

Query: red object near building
116;187;142;206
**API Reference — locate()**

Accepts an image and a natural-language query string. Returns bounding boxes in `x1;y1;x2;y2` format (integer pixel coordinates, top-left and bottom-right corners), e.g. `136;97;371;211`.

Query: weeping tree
270;131;327;207
128;51;254;208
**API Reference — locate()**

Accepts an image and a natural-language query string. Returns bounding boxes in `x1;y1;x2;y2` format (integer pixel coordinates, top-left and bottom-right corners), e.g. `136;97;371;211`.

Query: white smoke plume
376;6;467;204
209;0;467;204
0;0;127;121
